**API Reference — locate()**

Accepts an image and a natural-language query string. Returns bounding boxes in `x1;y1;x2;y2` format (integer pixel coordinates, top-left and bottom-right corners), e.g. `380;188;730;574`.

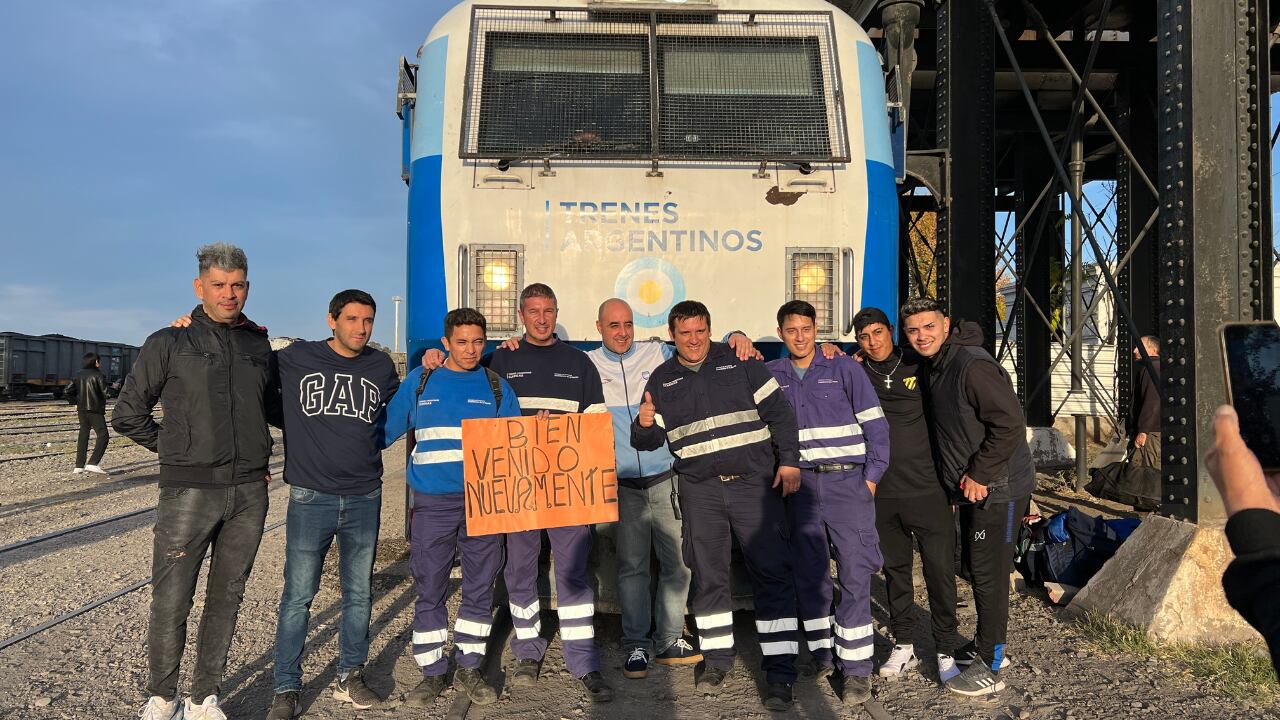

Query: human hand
1134;432;1148;449
1205;405;1280;517
727;332;761;361
421;349;446;370
500;336;522;352
535;409;550;421
820;343;846;360
638;392;656;428
171;315;193;328
774;465;801;496
866;480;877;496
960;474;988;503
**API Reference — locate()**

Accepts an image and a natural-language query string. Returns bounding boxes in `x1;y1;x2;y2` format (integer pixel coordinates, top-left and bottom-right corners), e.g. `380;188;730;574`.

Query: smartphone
1220;321;1280;471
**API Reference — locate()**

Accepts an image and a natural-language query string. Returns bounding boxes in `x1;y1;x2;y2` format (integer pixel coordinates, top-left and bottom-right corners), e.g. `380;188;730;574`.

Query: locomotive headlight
796;262;828;294
470;245;523;333
482;260;514;291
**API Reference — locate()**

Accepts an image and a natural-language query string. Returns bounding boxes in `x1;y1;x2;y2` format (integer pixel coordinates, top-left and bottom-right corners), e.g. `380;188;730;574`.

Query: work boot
578;671;614;703
762;682;793;712
454;667;498;705
404;675;447;707
696;663;728;693
510;658;541;687
265;691;302;720
842;675;872;705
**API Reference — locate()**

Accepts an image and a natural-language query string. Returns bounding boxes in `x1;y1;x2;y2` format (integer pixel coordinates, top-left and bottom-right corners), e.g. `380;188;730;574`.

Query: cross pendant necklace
867;353;903;390
883;376;893;389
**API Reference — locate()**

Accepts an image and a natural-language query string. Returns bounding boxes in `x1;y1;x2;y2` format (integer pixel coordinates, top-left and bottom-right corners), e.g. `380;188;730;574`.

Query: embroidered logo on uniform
715;364;736;371
467;398;492;405
662;377;683;387
418;398;439;406
903;376;918;390
506;371;532;379
817;378;839;384
554;373;580;379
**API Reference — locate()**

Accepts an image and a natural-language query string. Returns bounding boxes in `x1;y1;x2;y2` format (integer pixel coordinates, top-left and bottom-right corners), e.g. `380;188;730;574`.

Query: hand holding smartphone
1219;321;1280;472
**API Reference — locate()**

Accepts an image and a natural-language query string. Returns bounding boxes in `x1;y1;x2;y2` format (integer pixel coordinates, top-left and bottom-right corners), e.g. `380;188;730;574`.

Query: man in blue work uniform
384;308;522;708
632;300;802;712
767;300;890;705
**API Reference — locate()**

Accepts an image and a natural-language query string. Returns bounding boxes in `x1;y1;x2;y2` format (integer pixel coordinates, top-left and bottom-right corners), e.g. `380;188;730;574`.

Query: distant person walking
68;352;110;475
1128;335;1161;470
113;243;281;720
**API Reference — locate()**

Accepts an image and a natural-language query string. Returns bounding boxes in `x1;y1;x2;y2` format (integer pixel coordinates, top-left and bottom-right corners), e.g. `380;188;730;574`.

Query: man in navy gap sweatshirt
383;308;521;708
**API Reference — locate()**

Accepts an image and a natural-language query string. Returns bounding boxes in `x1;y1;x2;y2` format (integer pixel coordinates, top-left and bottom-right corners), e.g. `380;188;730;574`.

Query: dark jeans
875;491;959;654
958;494;1030;670
147;482;269;701
76;410;108;467
274;485;382;693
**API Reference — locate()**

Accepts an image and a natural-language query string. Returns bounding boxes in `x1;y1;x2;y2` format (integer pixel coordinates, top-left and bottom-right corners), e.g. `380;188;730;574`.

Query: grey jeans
616;477;691;653
147;482;269;701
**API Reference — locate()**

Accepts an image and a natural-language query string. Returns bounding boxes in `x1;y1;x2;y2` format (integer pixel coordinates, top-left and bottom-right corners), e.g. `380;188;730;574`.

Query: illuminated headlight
786;249;836;335
471;245;523;333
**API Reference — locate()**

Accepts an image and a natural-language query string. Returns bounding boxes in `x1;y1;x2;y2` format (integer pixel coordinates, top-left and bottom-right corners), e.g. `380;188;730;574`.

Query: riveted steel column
1016;134;1060;427
934;0;996;349
1156;0;1272;523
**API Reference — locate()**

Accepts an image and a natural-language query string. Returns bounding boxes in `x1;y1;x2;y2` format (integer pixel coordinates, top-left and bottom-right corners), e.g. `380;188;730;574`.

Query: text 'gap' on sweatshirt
383;365;522;495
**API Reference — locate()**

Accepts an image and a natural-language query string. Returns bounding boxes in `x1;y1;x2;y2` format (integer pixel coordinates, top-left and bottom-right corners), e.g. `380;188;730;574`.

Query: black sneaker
404;675;447;707
762;682;793;712
623;647;650;679
654;637;702;666
510;658;541;688
842;674;872;705
578;671;614;703
954;641;1009;670
944;659;1005;697
333;668;379;709
265;691;302;720
454;667;498;705
696;663;728;692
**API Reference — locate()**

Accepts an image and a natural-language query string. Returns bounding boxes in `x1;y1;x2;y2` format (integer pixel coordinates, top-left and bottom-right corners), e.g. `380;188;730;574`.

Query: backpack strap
415;367;435;403
483;367;504;411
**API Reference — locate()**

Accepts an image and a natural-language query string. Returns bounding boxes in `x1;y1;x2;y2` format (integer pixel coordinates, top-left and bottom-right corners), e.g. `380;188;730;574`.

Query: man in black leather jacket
68;352;110;474
113;243;281;720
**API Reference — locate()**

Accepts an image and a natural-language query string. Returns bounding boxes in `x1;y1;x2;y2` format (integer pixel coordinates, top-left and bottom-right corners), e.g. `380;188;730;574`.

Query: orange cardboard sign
462;412;618;536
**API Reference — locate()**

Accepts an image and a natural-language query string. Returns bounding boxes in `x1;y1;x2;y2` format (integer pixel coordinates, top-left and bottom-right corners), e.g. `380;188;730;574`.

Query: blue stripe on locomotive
856;41;899;321
407;36;449;365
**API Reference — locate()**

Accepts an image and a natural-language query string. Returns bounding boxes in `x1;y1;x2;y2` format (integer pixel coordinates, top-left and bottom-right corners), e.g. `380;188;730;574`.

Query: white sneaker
937;654;961;683
138;696;181;720
84;464;109;475
878;644;920;677
72;467;85;474
184;695;227;720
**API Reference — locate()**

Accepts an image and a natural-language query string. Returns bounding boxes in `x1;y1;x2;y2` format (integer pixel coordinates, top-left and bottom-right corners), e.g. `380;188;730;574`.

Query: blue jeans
616;477;691;652
273;485;382;693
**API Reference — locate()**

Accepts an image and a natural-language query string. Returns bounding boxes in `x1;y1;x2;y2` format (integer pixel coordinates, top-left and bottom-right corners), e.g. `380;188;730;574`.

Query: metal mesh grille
470;246;523;333
787;249;836;335
461;8;848;161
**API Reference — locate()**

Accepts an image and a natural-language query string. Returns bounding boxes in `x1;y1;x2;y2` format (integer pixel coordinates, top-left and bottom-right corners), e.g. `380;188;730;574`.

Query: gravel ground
0;402;1274;719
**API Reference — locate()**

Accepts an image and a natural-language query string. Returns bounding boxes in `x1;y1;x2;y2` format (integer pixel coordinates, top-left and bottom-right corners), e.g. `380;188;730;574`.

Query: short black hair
329;289;377;320
668;300;711;332
776;300;816;328
444;307;487;337
82;352;99;369
899;296;946;322
519;283;557;310
853;307;893;334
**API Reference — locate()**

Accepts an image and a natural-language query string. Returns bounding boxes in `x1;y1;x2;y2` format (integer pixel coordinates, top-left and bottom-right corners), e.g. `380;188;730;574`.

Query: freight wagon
0;332;140;400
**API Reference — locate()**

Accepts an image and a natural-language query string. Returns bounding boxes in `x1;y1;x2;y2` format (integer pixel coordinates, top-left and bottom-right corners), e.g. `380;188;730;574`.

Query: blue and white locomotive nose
400;0;899;361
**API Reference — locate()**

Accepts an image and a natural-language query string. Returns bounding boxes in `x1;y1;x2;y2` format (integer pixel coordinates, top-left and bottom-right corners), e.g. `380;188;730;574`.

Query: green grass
1076;611;1278;703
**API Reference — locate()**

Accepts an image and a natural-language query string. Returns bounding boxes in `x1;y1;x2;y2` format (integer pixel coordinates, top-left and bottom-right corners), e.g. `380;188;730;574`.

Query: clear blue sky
0;1;454;349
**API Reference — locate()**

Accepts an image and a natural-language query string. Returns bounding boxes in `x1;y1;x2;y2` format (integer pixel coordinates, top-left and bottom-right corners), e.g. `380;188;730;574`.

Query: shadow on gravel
0;471;160;520
219;555;416;717
0;512;157;569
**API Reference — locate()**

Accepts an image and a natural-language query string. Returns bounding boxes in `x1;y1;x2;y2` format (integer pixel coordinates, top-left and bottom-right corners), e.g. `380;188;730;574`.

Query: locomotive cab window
657;36;832;159
474;32;652;157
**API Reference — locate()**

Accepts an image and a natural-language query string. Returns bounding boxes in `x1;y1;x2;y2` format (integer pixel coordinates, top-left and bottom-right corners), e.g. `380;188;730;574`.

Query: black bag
1085;453;1159;511
63;378;78;406
1015;508;1140;587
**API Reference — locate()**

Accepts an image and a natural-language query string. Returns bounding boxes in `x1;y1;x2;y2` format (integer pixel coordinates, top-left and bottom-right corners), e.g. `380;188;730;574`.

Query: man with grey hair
114;243;281;720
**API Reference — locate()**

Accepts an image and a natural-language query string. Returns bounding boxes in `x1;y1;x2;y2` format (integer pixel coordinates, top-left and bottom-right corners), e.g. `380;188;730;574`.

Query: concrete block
1027;426;1075;470
1066;514;1260;645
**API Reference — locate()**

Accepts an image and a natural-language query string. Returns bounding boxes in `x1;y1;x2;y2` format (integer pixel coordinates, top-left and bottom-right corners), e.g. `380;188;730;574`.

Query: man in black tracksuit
632;300;802;713
114;243;281;720
68;351;111;474
850;308;960;682
901;298;1034;698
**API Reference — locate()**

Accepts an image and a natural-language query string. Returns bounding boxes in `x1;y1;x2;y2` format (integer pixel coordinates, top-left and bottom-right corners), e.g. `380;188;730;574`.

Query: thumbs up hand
638;391;657;428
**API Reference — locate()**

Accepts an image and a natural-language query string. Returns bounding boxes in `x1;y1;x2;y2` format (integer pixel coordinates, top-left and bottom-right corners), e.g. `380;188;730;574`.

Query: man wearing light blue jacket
587;298;759;679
